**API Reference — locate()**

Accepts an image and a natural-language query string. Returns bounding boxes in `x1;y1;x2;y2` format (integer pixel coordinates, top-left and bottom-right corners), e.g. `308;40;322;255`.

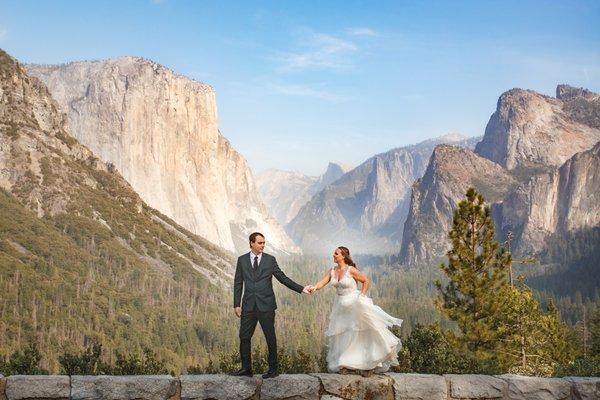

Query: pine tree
436;188;574;375
435;187;511;369
589;304;600;357
500;286;574;375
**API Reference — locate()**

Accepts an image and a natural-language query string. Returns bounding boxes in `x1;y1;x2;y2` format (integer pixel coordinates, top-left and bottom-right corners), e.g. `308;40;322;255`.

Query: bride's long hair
337;246;358;269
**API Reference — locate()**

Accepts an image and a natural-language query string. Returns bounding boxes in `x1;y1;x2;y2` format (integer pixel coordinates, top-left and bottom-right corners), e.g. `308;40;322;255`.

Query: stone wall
1;373;598;400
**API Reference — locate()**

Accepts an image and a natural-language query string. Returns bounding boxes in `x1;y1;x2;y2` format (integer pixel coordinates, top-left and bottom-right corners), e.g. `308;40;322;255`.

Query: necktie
253;256;258;269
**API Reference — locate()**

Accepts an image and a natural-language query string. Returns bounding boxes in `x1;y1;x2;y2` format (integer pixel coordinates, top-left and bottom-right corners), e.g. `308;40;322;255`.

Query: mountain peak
437;132;468;142
325;161;353;175
556;84;599;101
475;85;600;169
27;57;298;254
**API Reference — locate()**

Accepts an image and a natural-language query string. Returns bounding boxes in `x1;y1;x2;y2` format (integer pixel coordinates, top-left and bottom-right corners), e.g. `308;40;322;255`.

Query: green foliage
0;343;48;375
187;346;324;374
394;323;468;374
436;187;511;364
108;348;168;375
59;341;105;375
58;341;167;375
527;227;600;304
555;356;600;377
501;288;575;375
436;187;574;375
590;305;600;357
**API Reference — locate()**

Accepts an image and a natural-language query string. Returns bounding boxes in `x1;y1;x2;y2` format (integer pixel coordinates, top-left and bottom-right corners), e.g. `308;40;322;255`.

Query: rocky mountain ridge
27;57;298;254
287;134;480;254
256;161;352;225
399;85;600;265
0;49;241;370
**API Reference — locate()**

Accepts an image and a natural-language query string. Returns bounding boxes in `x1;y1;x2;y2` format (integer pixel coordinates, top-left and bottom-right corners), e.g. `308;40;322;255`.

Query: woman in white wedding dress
311;246;403;375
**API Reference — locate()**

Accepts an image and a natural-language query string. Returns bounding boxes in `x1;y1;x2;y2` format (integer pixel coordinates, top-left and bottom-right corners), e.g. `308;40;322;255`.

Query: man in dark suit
231;232;313;378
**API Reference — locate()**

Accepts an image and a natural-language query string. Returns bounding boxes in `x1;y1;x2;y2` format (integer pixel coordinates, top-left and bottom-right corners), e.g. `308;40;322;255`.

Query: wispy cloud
268;82;350;102
347;27;376;37
275;32;357;72
0;29;7;41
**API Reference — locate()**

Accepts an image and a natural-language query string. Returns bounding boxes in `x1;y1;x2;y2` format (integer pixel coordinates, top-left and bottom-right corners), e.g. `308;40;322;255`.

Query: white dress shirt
250;251;262;268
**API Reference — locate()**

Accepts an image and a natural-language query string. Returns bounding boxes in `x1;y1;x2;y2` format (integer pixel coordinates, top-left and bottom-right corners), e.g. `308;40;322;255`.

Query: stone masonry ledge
0;373;598;400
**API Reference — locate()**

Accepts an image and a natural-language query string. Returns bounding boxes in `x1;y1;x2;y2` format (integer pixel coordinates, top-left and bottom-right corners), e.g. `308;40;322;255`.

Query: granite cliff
287;134;479;254
27;58;298;254
400;85;600;265
0;49;241;370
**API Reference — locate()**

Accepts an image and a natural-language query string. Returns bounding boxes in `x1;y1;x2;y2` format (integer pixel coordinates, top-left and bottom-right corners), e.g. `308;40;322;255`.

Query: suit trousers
239;308;277;371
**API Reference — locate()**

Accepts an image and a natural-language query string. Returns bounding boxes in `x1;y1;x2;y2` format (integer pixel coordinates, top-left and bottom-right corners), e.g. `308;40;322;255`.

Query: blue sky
1;1;599;175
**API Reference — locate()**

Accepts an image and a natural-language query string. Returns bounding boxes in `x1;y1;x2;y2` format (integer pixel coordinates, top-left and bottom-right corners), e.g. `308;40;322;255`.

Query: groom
231;232;313;378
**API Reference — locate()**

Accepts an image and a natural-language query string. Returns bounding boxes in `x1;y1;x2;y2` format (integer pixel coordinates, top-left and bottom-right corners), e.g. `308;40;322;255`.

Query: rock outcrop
0;49;240;371
287;134;479;255
399;85;600;265
0;50;232;282
27;58;298;254
256;162;351;226
399;145;519;265
475;86;600;170
497;141;600;255
2;373;597;400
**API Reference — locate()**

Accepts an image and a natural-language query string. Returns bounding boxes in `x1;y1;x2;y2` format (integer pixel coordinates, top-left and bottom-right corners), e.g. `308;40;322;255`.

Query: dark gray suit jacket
233;252;303;312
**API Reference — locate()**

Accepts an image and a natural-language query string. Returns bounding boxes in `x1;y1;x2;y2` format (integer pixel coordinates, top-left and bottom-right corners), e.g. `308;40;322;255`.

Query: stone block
5;376;70;400
497;374;571;400
260;374;320;400
386;373;447;400
445;374;506;399
180;375;260;400
311;373;394;400
71;375;178;400
0;375;6;400
565;377;600;400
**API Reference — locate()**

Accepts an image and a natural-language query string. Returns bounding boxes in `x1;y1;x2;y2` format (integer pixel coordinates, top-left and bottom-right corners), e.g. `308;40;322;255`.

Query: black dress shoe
230;368;253;376
262;370;280;379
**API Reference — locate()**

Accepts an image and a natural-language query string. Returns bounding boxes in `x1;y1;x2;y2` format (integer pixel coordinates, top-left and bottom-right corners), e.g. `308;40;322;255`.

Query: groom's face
250;235;265;254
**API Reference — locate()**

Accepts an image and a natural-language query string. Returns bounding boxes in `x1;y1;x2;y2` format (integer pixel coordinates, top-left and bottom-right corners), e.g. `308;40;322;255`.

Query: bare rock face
287;135;478;255
399;85;600;266
497;141;600;255
27;58;298;254
256;162;351;226
1;50;233;282
399;145;519;265
475;86;600;170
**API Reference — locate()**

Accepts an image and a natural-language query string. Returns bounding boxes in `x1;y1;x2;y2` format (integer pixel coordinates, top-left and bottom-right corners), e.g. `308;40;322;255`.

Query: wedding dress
326;267;403;372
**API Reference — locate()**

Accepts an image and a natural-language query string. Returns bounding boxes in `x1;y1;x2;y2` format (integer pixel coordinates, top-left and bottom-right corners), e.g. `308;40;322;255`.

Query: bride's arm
313;269;332;291
349;267;369;295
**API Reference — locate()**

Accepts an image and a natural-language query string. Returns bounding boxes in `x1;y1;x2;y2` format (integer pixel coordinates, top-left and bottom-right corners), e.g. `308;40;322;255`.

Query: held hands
302;285;316;295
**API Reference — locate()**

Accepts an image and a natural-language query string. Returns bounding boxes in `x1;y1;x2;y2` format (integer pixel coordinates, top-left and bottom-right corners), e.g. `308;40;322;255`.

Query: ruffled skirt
325;290;403;372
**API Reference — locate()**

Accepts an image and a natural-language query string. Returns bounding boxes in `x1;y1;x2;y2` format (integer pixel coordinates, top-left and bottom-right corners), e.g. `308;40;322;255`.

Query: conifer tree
500;286;574;375
436;187;574;375
435;187;511;367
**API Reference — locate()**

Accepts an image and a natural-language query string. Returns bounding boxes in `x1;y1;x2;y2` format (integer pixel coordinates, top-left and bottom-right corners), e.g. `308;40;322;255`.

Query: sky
1;0;599;175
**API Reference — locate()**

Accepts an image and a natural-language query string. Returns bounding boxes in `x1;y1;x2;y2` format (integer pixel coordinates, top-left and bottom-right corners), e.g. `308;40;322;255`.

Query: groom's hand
233;307;241;318
302;285;315;294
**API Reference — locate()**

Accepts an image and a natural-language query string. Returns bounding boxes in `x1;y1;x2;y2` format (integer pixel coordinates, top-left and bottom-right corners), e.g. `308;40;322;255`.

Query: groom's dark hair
249;232;265;243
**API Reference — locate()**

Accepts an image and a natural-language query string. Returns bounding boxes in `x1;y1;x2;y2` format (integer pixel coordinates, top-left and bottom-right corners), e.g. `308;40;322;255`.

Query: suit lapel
244;252;255;280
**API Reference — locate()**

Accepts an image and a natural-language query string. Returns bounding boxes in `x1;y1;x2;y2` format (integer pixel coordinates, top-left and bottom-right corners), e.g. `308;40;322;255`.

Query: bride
311;246;403;375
